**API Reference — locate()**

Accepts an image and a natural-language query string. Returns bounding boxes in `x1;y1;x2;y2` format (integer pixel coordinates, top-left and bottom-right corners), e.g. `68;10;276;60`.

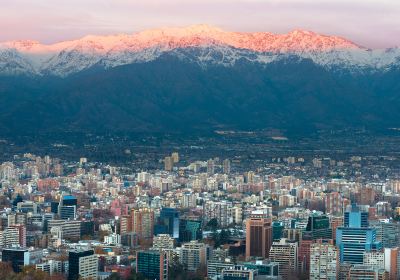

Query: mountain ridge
2;24;399;77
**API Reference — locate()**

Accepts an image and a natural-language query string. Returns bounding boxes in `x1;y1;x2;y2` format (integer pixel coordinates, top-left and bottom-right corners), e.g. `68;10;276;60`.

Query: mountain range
0;25;400;136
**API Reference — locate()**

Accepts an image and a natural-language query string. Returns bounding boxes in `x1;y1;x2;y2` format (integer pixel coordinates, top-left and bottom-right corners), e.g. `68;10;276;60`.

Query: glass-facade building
136;250;168;280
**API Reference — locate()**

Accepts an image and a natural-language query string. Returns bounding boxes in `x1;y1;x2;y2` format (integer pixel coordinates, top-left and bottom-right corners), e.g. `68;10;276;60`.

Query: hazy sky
1;0;399;48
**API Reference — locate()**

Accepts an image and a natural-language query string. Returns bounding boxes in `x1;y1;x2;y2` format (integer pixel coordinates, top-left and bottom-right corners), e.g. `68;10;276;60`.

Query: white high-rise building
180;241;208;271
309;243;338;280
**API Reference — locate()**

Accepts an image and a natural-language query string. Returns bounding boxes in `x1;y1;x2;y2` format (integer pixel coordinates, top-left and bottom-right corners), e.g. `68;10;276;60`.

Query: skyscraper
336;204;381;264
58;195;77;220
136;250;168;280
245;213;273;259
303;213;332;240
344;204;369;228
154;207;180;239
179;217;202;242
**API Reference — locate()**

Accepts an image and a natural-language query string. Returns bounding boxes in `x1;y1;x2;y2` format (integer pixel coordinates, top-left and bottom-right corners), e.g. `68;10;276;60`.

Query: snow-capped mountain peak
0;25;399;77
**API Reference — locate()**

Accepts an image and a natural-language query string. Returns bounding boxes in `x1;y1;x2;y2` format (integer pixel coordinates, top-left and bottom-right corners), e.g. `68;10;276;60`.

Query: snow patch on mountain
0;25;399;77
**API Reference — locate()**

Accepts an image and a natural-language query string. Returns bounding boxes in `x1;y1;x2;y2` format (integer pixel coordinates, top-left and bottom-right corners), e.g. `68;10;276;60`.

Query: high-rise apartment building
180;241;208;271
309;243;338;280
269;238;298;278
131;208;155;240
204;200;232;228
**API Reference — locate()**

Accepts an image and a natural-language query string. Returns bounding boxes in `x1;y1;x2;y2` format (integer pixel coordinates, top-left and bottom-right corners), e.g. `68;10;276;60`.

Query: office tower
153;234;175;250
272;221;284;241
59;205;76;220
207;159;215;175
131;208;155;240
80;220;94;237
171;152;179;164
58;195;77;220
223;159;231;174
269;239;298;278
336;227;381;264
337;205;382;264
154;208;180;239
61;195;78;207
221;265;257;280
180;241;208;271
51;201;60;214
136;250;168;280
325;192;344;215
245;213;273;259
179;218;202;242
1;248;29;273
344;204;369;228
309;243;338;280
164;156;173;171
68;249;98;280
370;220;400;248
204;200;231;228
303;213;332;240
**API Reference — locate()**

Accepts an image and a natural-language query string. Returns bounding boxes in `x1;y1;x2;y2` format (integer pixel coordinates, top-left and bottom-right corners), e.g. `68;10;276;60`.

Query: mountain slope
0;51;399;136
0;26;399;136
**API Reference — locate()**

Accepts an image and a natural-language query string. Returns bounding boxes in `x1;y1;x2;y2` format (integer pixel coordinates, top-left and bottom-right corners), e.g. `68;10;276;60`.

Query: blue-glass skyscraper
154;208;180;238
336;204;381;264
344;204;369;228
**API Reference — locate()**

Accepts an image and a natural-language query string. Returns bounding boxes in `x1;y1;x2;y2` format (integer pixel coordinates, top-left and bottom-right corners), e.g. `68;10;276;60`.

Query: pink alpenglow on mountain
0;25;398;77
1;25;361;55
